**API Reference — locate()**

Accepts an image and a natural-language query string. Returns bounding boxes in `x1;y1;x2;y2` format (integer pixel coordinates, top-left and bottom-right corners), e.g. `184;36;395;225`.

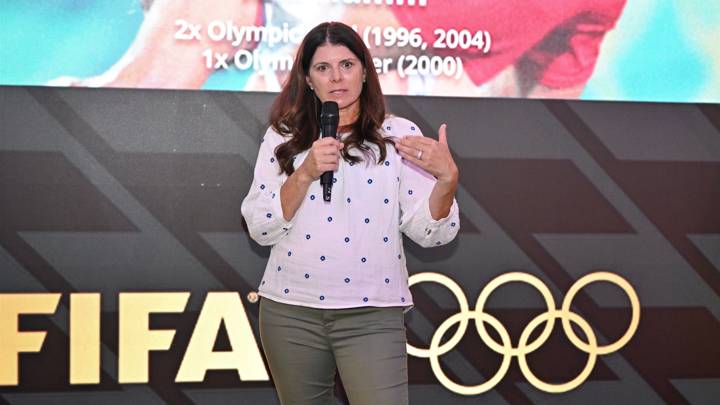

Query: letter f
0;293;61;385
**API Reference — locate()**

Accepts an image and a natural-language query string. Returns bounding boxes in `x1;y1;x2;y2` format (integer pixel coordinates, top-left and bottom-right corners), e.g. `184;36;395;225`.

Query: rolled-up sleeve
241;129;294;246
394;119;460;247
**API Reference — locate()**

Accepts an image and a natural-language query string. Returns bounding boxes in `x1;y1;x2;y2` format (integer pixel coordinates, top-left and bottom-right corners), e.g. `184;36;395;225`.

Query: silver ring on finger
417;149;424;160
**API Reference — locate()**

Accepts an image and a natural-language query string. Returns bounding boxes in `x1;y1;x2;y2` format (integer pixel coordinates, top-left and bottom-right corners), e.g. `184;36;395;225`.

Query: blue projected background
1;0;718;103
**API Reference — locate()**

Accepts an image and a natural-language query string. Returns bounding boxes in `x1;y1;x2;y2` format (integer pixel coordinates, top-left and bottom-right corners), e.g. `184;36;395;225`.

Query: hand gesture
395;124;458;184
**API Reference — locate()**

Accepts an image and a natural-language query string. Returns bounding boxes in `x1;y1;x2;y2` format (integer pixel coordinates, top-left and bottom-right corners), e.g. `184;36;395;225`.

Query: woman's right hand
296;138;344;183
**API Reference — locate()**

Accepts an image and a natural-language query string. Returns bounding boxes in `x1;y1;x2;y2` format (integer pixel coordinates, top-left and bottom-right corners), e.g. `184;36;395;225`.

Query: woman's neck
339;102;360;127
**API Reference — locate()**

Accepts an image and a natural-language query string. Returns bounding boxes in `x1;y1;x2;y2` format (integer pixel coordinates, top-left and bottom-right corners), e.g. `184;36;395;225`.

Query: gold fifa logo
0;292;269;385
407;271;640;394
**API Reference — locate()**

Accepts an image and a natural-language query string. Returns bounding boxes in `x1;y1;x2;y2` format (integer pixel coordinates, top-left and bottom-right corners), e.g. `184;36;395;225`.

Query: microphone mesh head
321;101;339;124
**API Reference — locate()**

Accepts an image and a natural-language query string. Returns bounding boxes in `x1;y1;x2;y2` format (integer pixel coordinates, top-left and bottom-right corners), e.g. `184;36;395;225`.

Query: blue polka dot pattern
364;218;370;224
320;295;325;300
383;236;389;242
270;157;275;163
344;237;350;243
288;251;292;256
349;161;355;166
261;280;265;285
408;189;413;195
361;257;367;263
384;198;389;204
345;277;351;283
363;297;369;302
401;297;406;303
386;126;391;130
277;266;282;271
367;179;373;184
327;216;333;222
398;254;402;259
306;234;311;240
284;288;289;294
310;195;315;200
451;222;456;227
320;255;326;261
347;197;351;203
333;178;337;183
272;193;276;199
411;126;416;131
384;161;390;166
436;241;441;245
260;184;265;190
385;278;390;284
305;273;310;278
262;232;267;236
266;213;272;218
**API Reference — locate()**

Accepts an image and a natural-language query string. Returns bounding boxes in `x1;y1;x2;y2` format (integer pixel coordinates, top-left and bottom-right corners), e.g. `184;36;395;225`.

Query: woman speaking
241;21;460;405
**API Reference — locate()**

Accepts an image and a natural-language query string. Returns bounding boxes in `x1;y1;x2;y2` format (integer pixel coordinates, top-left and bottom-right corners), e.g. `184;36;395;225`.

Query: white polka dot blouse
241;116;460;309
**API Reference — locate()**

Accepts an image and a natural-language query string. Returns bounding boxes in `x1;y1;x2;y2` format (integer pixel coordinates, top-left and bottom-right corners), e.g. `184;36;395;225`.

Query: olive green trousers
259;298;409;405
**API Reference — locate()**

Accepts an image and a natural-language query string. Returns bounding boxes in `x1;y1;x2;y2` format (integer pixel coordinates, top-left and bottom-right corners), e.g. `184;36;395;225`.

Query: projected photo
1;0;718;102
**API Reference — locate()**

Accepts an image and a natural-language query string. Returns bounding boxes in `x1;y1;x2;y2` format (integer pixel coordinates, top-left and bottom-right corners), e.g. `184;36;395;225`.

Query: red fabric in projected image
393;0;627;88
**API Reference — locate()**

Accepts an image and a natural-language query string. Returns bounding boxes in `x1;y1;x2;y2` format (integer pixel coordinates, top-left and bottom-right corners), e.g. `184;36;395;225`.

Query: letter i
70;293;100;384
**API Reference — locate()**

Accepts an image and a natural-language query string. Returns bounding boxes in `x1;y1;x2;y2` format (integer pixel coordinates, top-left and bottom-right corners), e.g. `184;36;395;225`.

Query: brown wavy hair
270;22;392;176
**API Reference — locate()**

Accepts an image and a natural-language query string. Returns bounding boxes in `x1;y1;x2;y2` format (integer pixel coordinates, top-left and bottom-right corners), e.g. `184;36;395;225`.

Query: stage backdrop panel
0;86;719;404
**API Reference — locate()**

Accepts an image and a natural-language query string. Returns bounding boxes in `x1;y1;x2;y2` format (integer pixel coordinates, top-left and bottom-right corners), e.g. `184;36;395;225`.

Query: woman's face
306;43;366;125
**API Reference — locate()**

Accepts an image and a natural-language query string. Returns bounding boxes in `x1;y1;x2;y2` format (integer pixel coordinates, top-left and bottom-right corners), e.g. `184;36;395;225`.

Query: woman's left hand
395;124;459;184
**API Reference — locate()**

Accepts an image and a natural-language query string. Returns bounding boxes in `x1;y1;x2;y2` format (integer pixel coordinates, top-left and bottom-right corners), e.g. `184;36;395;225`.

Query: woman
241;22;459;405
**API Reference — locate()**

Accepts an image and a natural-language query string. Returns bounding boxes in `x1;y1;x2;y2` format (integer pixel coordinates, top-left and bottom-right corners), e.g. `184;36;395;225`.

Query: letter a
176;292;269;382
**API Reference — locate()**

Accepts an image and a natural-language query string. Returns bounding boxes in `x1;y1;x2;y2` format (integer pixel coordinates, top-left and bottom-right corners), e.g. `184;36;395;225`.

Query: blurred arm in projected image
48;0;261;88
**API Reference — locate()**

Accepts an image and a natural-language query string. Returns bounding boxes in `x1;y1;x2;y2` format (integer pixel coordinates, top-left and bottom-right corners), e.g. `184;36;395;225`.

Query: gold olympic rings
407;271;640;394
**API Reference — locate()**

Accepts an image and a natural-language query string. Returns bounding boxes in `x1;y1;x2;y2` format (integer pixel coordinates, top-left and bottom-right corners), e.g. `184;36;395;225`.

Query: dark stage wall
1;86;719;404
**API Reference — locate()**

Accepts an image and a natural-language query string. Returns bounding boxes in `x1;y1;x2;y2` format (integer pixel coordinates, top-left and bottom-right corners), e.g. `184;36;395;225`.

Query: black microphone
320;101;339;202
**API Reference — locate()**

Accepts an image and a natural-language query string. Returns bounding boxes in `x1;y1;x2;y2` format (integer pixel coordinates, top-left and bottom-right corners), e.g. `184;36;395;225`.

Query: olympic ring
429;311;512;395
406;273;469;358
407;271;640;394
474;272;556;356
517;310;597;393
561;272;640;355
